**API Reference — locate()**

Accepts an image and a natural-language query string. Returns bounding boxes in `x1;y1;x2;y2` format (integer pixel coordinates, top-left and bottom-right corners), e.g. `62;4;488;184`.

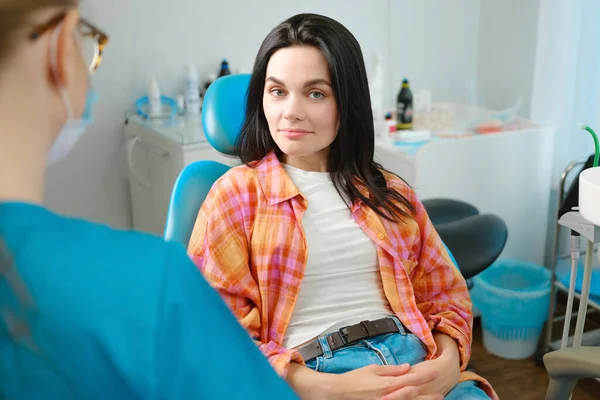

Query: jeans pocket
383;332;428;366
406;333;428;353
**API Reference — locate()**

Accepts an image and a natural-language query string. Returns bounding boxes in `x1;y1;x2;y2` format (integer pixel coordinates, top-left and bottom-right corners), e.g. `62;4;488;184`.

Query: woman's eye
271;89;285;97
309;91;324;100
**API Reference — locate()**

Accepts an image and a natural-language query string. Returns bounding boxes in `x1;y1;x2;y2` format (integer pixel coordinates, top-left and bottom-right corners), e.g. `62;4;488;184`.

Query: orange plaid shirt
188;151;497;399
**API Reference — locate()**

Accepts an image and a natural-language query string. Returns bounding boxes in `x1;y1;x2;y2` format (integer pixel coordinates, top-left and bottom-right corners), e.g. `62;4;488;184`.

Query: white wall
477;0;540;117
44;0;483;228
389;0;482;106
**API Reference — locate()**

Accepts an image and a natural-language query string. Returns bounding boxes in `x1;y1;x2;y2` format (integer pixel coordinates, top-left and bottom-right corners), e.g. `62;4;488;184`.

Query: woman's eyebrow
266;76;285;86
265;76;331;87
304;79;331;87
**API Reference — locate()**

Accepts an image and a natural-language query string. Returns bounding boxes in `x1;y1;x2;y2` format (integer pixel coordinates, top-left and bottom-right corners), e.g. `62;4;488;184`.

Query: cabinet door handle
127;136;152;188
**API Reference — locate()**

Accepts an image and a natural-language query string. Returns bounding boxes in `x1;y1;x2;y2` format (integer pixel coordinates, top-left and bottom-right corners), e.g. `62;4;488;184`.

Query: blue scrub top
0;202;298;399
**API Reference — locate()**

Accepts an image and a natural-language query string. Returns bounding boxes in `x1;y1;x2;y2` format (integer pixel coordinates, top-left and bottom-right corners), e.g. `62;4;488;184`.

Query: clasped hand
334;352;460;400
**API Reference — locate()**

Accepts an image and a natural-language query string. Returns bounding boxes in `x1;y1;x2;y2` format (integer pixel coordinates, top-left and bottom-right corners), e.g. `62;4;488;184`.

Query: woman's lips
281;129;312;139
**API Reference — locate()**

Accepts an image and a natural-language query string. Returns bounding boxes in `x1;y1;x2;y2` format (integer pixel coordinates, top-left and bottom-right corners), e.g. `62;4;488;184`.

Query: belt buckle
338;326;351;344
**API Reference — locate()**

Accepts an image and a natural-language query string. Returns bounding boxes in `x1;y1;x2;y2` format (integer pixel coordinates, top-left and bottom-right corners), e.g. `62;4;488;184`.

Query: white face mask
47;23;97;166
46;88;97;165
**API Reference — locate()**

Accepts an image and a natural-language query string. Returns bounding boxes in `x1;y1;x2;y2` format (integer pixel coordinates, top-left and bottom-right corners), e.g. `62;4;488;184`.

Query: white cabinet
124;116;238;236
374;105;554;265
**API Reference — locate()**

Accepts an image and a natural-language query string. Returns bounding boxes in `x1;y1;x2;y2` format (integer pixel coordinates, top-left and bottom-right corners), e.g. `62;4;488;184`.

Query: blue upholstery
445;244;459;271
202;73;251;155
163;74;251;246
164;160;230;246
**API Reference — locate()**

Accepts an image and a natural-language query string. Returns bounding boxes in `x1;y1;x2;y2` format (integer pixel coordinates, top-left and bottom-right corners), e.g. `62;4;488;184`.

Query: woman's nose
282;95;305;121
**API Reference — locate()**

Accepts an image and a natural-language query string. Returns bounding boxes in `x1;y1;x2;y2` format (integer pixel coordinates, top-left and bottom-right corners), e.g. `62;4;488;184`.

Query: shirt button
377;232;386;240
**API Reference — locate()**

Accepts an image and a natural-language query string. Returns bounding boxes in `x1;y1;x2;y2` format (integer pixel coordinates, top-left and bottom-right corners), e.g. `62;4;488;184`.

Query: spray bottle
185;64;201;115
148;76;161;119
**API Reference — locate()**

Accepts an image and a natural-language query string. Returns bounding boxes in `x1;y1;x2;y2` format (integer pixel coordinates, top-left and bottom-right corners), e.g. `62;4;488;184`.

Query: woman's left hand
383;351;460;399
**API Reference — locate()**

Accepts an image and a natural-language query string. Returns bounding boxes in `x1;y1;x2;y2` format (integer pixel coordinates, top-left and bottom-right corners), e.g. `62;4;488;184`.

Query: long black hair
235;13;415;222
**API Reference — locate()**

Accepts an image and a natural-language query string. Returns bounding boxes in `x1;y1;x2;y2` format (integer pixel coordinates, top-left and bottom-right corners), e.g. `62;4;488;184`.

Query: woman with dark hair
189;13;497;400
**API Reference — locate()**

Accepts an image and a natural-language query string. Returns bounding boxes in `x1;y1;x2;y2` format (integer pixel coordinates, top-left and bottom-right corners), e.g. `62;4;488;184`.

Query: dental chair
164;73;507;283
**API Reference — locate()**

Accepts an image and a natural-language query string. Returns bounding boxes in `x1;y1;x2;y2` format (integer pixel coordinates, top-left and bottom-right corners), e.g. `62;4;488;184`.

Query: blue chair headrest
201;73;251;156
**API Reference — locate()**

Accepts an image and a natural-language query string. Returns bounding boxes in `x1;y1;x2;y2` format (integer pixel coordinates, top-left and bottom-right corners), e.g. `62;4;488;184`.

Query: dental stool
422;198;479;225
164;73;508;285
422;198;508;281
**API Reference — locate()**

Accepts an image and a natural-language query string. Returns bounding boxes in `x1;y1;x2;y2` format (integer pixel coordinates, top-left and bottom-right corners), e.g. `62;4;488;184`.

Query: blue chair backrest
202;74;252;156
163;74;251;246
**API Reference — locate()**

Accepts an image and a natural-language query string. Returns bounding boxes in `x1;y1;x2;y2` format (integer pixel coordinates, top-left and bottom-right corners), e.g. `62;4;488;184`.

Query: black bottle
218;59;231;77
396;78;413;130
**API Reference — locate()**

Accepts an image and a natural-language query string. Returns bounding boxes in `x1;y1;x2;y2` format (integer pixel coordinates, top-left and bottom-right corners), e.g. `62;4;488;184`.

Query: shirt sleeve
187;174;303;377
406;191;474;370
154;243;299;399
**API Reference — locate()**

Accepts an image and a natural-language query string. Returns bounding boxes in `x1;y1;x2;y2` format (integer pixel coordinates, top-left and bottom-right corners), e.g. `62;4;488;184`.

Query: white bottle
148;75;162;118
176;95;185;115
185;64;201;115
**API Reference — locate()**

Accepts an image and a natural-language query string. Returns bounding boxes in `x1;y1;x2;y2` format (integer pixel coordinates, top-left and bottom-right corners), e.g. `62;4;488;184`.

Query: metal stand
536;161;600;364
556;211;600;348
544;211;600;399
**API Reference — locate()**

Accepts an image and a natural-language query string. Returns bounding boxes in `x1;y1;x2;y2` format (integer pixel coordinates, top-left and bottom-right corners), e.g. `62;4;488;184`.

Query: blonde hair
0;0;77;67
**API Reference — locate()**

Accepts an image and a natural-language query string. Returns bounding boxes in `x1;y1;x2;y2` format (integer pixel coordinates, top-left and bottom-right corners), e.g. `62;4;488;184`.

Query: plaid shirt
188;151;497;399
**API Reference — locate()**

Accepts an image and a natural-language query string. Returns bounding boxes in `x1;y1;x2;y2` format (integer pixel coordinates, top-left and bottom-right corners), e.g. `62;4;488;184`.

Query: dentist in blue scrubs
0;2;298;399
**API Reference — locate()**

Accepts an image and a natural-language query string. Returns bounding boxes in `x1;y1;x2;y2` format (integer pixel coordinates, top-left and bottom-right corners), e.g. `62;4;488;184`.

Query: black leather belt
297;317;400;362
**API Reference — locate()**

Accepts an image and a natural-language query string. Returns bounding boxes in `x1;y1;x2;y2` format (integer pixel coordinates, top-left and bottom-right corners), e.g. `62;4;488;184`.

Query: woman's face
262;45;339;171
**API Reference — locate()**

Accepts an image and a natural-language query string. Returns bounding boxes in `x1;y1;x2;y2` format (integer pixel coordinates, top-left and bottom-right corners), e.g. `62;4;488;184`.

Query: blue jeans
305;317;490;399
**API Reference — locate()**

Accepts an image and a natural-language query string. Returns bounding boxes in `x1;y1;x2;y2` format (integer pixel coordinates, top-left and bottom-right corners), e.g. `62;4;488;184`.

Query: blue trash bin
471;259;552;359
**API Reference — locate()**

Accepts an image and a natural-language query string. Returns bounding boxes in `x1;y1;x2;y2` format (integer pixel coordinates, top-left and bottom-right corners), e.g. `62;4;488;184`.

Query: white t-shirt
281;164;394;350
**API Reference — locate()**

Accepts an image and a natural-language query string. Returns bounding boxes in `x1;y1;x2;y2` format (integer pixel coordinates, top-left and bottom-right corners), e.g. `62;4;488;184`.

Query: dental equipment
544;124;600;399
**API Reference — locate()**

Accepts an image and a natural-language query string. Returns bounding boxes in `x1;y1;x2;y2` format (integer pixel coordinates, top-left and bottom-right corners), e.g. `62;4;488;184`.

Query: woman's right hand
333;363;442;400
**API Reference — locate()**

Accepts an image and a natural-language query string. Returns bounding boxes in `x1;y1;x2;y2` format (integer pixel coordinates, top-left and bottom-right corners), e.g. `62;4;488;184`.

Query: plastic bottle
185;64;201;115
396;78;413;130
218;59;231;77
176;95;185;116
148;75;162;118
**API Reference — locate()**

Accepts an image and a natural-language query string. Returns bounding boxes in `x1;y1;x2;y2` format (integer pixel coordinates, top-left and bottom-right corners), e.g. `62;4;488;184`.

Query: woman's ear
51;9;80;87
